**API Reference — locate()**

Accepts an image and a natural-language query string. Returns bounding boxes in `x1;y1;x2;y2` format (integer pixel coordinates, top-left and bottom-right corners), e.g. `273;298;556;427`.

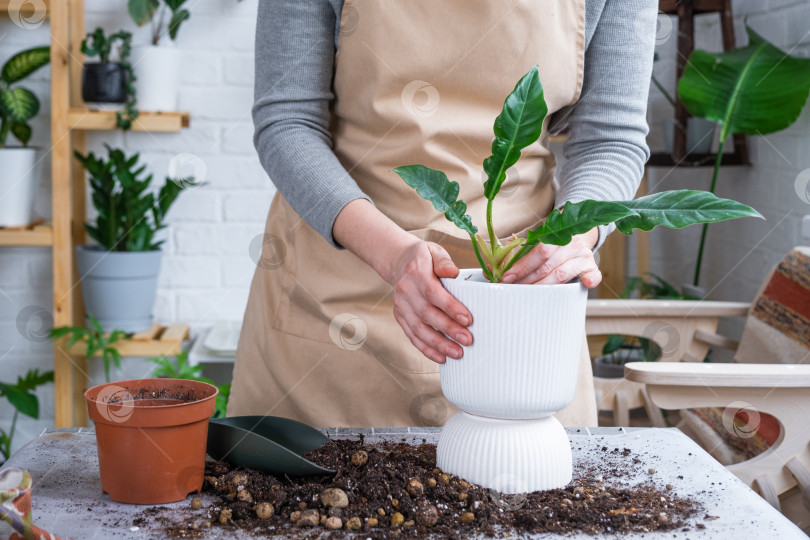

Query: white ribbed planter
436;269;587;493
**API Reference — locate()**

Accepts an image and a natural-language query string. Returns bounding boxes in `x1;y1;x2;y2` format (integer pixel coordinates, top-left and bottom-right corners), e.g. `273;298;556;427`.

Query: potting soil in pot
138;437;709;538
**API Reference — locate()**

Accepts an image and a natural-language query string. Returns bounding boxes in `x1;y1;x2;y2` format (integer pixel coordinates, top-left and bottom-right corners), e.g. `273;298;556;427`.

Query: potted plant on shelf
0;46;49;227
394;65;761;493
81;27;138;130
0;369;53;464
127;0;190;111
85;377;217;504
678;25;810;289
74;145;190;333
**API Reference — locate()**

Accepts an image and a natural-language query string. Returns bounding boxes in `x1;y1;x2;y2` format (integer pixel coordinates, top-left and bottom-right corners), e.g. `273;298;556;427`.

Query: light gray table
0;427;805;539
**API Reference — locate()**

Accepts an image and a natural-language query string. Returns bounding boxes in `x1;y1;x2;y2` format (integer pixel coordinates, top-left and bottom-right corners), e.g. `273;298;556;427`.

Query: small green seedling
394;66;762;283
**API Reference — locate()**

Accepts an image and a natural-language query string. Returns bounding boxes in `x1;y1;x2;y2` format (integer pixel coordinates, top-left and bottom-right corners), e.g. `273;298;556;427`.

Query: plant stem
0;116;8;146
470;233;494;282
485;198;497;253
693;138;725;287
7;409;18;458
651;74;676;108
501;243;531;275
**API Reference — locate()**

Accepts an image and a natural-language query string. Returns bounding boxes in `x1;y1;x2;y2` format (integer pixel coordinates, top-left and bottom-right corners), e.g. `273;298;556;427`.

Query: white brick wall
645;0;810;349
1;0;808;455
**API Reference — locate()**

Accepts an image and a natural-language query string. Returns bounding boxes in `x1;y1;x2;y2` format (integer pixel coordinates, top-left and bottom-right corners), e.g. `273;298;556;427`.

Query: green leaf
165;0;186;10
168;8;190;40
525;200;636;247
17;369;53;392
613;190;763;234
0;87;39;122
128;0;159;26
1;46;50;84
0;383;38;418
393;165;477;236
10;121;32;146
678;25;810;140
483;65;547;200
602;334;628;356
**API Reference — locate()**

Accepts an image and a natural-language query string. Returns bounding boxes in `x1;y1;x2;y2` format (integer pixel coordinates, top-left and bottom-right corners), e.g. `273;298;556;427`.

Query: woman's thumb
427;243;459;278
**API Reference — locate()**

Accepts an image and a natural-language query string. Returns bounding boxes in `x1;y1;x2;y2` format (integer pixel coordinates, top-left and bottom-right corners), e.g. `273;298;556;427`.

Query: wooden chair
584;299;749;426
594;247;810;531
625;362;810;532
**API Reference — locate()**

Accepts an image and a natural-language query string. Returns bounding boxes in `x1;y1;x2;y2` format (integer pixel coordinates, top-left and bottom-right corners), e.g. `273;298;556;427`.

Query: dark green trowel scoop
207;416;335;475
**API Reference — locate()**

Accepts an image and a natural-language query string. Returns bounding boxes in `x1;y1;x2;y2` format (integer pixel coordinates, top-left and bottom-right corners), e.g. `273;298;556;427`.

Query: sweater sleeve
252;0;371;248
549;0;656;250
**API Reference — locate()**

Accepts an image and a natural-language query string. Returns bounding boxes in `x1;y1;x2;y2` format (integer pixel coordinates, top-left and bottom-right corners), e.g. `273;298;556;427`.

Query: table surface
0;426;805;539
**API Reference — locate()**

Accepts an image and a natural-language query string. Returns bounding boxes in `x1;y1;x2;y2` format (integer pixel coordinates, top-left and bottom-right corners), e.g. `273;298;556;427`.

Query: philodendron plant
394;66;762;283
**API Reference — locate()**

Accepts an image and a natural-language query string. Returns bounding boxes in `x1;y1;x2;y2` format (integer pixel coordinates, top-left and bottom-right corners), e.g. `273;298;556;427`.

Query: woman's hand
386;241;473;364
501;228;602;288
332;199;473;364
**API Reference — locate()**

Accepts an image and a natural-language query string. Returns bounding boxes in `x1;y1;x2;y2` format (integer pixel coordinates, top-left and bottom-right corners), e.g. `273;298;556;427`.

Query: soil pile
155;438;704;538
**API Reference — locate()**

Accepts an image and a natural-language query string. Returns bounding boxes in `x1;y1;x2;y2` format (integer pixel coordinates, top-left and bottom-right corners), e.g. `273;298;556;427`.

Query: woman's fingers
534;254;600;287
390;241;472;364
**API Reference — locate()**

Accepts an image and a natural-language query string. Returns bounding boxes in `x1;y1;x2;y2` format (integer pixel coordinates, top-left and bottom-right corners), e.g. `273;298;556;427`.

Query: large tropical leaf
1;46;50;84
128;0;159;26
393;165;477;236
524;200;636;247
0;87;39;122
613;190;762;234
678;26;810;140
483;65;547;199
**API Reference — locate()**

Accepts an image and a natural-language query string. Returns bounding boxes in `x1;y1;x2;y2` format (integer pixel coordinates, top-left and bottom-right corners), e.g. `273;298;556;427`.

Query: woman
228;0;656;427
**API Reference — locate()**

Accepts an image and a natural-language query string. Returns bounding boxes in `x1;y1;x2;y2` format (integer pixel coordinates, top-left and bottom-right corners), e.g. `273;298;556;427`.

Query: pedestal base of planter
436;411;572;493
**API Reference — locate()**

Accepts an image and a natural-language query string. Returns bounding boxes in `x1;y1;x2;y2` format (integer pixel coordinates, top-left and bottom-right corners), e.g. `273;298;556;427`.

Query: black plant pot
82;62;127;104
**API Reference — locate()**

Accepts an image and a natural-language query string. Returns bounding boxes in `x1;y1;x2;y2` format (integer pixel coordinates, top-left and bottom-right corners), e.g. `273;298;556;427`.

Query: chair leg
755;474;782;511
614;392;630;427
641;386;667;427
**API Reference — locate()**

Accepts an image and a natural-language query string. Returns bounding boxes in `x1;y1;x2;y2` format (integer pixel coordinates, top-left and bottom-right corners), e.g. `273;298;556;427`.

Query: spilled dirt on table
139;436;708;538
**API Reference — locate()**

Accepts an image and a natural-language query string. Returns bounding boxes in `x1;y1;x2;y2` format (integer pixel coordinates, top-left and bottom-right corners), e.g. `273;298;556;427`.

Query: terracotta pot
85;378;218;504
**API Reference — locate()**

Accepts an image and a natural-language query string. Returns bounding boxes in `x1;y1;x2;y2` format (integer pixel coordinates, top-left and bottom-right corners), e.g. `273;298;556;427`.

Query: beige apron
228;0;597;427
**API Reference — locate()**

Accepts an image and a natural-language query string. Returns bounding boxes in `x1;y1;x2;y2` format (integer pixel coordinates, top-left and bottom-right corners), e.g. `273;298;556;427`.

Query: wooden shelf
68;109;190;132
0;222;53;246
62;323;190;358
0;0;49;17
648;152;749;168
659;0;724;14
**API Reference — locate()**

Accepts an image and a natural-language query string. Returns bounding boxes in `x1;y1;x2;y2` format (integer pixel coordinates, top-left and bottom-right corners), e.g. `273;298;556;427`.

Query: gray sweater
253;0;655;249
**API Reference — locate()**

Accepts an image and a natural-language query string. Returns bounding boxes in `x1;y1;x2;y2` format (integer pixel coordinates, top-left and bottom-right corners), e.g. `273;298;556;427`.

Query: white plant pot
436;269;588;493
131;45;181;112
0;147;40;227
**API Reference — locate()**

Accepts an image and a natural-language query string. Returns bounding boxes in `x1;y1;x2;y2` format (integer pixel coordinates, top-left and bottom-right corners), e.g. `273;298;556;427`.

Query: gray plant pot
593;347;648;379
76;246;162;333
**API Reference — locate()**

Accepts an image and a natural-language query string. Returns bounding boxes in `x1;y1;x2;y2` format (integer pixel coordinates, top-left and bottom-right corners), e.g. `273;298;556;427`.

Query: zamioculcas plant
678;26;810;287
0;46;50;147
395;66;763;283
128;0;191;45
74;144;189;251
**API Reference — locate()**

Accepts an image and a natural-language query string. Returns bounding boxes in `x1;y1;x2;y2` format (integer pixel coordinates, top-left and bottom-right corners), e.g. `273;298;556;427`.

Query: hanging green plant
81;28;139;131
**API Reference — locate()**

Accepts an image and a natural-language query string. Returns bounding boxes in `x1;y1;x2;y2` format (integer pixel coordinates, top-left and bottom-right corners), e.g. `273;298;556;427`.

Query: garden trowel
206;416;335;475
